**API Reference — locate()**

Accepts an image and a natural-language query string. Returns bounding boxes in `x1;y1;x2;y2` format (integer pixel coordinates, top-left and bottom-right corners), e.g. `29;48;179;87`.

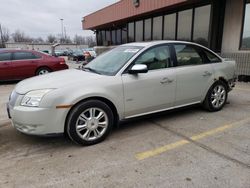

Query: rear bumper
52;64;69;71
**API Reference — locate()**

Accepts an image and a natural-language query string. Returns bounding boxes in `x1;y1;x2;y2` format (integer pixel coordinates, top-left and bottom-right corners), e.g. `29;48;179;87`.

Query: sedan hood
15;69;104;94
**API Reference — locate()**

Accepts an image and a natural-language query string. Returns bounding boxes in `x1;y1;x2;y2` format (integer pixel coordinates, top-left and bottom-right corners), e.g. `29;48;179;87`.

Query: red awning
83;0;188;30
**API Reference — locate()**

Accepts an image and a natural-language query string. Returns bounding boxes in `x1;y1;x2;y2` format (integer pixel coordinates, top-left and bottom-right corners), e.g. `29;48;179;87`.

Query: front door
122;45;176;118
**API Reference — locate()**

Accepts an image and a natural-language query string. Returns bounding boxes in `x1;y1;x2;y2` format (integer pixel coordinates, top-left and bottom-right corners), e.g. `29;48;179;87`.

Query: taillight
84;52;91;57
59;61;65;65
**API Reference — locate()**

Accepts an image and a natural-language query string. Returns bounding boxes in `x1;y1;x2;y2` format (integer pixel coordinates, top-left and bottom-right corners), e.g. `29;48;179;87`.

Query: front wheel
203;81;228;112
66;100;114;145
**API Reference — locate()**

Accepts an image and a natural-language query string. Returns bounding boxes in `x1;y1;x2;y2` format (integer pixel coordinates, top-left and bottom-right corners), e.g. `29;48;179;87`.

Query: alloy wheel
75;108;108;141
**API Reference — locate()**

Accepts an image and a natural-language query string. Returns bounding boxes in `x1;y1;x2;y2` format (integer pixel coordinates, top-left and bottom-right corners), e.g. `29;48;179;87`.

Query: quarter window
204;50;221;63
174;45;203;66
0;52;11;61
134;45;171;70
13;52;39;60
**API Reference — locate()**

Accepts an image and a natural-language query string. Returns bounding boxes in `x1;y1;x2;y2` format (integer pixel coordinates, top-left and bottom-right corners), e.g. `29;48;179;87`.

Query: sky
0;0;119;39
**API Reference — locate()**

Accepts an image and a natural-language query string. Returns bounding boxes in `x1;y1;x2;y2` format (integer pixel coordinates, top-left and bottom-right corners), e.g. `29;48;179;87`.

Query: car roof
122;40;206;48
0;49;41;53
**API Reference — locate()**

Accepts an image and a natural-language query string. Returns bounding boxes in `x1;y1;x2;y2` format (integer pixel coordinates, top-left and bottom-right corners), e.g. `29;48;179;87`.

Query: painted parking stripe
135;117;250;160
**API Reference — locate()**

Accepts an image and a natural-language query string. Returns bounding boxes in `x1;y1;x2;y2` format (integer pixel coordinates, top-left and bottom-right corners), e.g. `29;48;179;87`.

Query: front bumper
7;102;68;136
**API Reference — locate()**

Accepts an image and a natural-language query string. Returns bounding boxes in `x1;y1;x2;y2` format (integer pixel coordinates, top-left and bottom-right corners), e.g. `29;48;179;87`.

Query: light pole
60;18;64;40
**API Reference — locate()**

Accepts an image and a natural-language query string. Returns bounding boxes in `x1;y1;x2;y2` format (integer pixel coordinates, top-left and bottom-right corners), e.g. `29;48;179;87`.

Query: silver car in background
7;41;236;145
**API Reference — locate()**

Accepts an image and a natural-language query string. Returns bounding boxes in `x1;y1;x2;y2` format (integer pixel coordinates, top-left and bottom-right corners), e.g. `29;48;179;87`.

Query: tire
36;67;51;75
203;81;228;112
66;100;114;146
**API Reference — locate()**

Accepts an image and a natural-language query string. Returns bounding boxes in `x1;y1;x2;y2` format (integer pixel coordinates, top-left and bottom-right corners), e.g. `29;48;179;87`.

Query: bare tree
86;36;96;47
47;34;57;43
12;30;32;42
33;37;44;43
60;35;72;44
0;24;10;48
73;35;86;45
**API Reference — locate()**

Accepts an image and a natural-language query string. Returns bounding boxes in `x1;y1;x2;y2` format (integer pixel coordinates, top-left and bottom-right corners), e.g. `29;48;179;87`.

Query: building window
193;5;211;47
153;16;163;40
144;18;152;41
122;26;127;44
128;22;135;42
177;9;192;41
106;30;111;45
135;20;143;41
241;1;250;49
116;29;122;45
111;30;116;45
101;31;106;43
97;31;102;46
163;13;176;40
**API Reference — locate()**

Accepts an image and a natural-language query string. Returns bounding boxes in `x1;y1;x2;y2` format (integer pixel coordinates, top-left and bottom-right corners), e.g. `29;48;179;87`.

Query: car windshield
84;46;143;75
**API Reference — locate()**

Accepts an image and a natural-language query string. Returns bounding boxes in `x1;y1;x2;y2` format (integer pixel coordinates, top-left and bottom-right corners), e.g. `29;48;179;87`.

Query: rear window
13;52;40;60
0;52;11;61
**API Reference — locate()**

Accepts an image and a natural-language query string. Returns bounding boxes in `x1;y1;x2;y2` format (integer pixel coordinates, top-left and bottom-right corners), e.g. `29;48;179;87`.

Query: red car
0;49;68;81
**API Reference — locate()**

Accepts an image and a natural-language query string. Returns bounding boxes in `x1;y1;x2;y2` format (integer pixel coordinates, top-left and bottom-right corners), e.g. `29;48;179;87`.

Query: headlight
21;89;53;107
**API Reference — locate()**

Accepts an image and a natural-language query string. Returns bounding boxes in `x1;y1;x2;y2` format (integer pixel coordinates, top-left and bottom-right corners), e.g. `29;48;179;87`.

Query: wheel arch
35;66;52;75
218;77;229;91
64;96;119;133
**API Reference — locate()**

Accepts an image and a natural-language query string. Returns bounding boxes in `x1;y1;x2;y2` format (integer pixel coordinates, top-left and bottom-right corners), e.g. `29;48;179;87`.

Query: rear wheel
66;100;114;145
36;67;51;75
203;81;228;112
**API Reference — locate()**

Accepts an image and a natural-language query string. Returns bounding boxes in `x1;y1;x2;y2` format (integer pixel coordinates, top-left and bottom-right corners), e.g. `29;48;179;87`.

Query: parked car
0;49;68;81
7;41;236;145
83;48;97;58
68;49;85;61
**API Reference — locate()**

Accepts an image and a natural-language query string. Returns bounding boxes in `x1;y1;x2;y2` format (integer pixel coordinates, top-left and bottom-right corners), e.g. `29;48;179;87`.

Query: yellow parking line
135;118;250;161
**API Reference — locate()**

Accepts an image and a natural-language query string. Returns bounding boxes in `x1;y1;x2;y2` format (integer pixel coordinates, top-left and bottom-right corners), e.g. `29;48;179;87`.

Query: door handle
202;71;212;77
160;77;174;84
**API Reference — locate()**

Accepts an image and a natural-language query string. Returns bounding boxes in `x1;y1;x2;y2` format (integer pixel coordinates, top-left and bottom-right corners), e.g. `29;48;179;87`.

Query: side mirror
128;64;148;74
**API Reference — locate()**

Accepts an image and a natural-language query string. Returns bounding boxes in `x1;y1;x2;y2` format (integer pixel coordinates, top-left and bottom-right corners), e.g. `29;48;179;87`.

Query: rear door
0;52;12;80
173;44;214;106
12;51;41;79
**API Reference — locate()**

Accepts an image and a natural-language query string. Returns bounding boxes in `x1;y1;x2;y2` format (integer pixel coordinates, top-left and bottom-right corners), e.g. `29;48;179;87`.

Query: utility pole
0;24;5;48
64;26;67;39
60;19;64;40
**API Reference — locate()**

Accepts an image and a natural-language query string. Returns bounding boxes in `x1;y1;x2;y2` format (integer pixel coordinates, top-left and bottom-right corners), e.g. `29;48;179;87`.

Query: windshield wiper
83;67;102;75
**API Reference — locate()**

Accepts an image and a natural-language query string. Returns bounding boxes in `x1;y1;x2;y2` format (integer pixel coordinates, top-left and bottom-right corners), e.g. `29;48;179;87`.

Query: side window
204;50;221;63
13;52;39;60
174;44;203;66
0;53;11;61
134;45;171;70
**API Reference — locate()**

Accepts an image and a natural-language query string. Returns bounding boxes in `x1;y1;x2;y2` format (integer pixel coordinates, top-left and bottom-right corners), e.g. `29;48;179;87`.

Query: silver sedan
7;41;236;145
